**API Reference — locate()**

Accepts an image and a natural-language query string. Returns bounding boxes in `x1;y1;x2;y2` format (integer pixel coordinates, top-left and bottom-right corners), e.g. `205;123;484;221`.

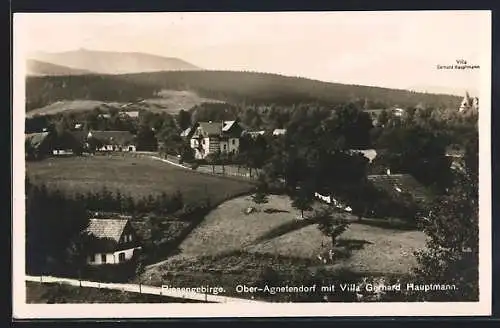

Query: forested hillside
26;75;159;111
26;70;462;113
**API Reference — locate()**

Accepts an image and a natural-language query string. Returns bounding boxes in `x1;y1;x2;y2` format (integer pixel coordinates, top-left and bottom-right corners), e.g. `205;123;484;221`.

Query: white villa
189;120;243;159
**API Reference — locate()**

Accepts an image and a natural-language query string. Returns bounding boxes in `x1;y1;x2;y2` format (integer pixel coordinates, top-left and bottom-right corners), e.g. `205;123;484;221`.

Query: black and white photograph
12;11;491;318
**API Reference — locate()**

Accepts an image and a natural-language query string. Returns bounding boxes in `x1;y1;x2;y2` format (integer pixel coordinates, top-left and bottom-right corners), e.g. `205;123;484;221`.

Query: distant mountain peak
28;49;201;75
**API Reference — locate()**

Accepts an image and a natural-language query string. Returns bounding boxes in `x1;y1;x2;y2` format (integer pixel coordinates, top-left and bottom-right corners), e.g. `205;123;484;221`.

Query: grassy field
141;194;427;301
172;194;426;274
26;90;222;117
26;100;125;117
26;281;200;303
177;195;299;256
26;155;254;205
248;222;426;275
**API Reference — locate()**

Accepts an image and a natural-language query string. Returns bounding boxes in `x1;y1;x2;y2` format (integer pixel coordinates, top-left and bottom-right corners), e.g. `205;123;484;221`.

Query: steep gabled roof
86;218;128;243
198;122;223;137
222;120;236;132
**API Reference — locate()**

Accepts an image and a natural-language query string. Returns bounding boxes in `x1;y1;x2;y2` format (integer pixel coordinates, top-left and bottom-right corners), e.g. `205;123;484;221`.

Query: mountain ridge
28;49;201;75
26;70;462;113
26;59;97;76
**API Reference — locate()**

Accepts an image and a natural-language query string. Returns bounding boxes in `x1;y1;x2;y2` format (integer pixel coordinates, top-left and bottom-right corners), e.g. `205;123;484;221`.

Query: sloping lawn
156;193;427;275
26;155;254;205
248;223;427;275
177;195;301;256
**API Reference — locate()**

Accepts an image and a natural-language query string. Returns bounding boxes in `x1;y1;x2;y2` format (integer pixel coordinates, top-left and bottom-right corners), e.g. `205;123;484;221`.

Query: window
129;234;133;242
232;139;236;145
90;254;96;262
202;139;205;145
101;254;107;263
118;252;126;263
223;144;227;150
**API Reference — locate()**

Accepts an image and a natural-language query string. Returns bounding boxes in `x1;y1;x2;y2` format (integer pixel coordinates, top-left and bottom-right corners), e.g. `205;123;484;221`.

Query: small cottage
87;130;137;152
85;218;142;265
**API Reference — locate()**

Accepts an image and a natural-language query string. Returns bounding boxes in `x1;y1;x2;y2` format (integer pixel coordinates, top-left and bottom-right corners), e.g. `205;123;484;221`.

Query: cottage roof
367;173;429;203
88;130;135;145
349;149;377;163
198;122;223;136
180;127;192;137
25;132;50;149
86;218;129;243
222;120;236;132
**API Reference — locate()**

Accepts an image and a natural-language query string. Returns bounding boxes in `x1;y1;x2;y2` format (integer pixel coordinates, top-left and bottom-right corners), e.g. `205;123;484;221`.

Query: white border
12;11;492;318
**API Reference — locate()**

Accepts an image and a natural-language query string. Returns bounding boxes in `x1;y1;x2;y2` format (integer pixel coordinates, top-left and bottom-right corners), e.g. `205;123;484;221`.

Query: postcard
12;10;492;318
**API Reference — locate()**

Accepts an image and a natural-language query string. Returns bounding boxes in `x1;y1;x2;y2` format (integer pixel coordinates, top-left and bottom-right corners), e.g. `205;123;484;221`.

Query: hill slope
30;49;201;74
26;70;462;113
26;60;96;76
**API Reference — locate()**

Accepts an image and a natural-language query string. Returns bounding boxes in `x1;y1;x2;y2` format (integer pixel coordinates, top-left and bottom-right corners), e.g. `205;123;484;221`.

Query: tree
291;181;314;219
251;175;269;211
177;110;192;131
316;206;350;248
136;125;158;151
87;136;104;154
135;252;147;294
413;146;479;301
65;230;93;286
205;153;217;174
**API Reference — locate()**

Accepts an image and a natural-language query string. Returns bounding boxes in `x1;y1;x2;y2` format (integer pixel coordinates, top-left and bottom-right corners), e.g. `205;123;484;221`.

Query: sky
15;11;491;96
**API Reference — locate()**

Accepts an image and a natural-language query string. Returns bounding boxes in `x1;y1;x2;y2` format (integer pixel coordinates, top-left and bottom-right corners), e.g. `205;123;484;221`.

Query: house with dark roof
87;130;137;152
367;173;429;204
189;120;243;159
85;218;142;265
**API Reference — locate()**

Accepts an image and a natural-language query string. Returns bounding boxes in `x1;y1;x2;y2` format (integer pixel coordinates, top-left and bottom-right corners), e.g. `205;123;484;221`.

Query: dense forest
26;70;462;112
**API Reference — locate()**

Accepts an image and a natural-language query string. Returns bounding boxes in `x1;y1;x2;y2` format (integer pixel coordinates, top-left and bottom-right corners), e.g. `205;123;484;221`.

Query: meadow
26;154;255;205
140;194;427;301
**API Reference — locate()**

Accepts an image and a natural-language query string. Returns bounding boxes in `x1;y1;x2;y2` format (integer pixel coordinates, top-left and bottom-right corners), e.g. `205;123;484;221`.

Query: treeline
26;75;159;112
25;177;189;274
26;178;90;275
26;70;461;112
75;187;184;216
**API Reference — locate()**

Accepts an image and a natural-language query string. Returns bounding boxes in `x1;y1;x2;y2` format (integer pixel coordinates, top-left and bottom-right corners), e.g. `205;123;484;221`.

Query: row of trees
25;179;187;274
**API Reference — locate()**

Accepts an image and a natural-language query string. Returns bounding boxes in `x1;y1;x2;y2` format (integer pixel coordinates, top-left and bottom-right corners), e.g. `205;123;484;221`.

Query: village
24;88;479;303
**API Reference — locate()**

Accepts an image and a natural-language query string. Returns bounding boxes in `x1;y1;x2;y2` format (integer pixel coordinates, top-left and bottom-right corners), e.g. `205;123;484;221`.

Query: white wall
228;138;239;153
86;246;141;265
219;140;229;153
